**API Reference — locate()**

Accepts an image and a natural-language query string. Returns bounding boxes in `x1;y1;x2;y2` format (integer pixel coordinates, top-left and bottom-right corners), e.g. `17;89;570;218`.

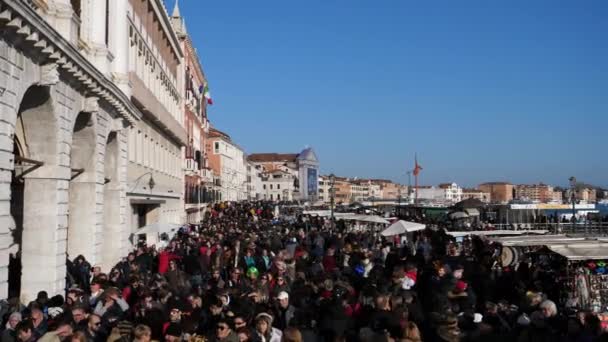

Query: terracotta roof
248;153;299;163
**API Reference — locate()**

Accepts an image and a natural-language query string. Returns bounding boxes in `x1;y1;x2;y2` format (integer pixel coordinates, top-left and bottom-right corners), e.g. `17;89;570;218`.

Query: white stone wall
0;35;128;302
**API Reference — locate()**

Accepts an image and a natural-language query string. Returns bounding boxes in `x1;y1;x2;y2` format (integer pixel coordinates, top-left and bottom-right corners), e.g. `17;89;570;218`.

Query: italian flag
203;84;213;105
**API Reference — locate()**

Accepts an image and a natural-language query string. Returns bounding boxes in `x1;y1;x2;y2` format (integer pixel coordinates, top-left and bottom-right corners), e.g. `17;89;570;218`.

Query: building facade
479;182;514;203
0;0;147;301
248;148;320;202
514;183;562;203
206;128;247;201
171;4;212;223
438;183;463;203
461;189;491;203
125;0;186;240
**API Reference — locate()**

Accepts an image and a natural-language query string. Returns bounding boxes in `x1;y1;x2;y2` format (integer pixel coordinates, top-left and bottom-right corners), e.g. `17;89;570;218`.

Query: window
277;194;281;200
270;194;273;200
270;184;273;190
214;142;219;153
263;184;266;190
277;184;281;190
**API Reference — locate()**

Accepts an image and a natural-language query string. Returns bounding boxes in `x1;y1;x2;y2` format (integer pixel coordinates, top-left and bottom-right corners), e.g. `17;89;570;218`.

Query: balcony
184;158;199;176
200;168;213;183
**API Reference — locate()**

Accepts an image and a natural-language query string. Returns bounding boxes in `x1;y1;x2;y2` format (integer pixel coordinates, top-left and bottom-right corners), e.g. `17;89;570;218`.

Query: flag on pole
413;155;422;176
203;84;213;105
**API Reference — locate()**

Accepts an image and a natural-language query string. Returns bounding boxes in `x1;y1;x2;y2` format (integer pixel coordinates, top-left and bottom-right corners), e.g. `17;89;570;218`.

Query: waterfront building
479;182;514;204
206;128;247;201
0;0;150;301
514;183;562;203
462;189;491;203
171;3;212;223
439;183;463;203
248;148;320;202
125;0;186;244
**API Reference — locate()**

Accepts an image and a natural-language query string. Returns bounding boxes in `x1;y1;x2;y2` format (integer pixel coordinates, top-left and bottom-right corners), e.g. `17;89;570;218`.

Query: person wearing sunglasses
84;314;102;342
215;318;238;342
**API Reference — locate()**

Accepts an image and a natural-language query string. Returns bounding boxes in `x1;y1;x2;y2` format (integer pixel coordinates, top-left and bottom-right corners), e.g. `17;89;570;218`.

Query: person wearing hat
273;291;295;331
254;313;282;342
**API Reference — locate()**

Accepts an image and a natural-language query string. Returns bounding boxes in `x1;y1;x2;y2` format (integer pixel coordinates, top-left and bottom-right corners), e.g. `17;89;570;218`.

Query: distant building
514;183;562;203
479;182;514;203
462;189;491;203
438;183;463;203
206;128;247;201
567;187;597;203
248;148;320;202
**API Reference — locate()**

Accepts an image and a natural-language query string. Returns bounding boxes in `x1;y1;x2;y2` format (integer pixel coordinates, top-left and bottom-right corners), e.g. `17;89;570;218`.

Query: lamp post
129;172;155;193
569;176;577;222
329;174;336;227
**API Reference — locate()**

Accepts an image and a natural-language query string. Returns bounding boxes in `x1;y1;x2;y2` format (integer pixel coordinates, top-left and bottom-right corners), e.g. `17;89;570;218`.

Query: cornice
1;0;142;125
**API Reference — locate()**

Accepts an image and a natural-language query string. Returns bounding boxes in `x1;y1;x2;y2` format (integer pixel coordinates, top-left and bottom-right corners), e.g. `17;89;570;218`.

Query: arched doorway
101;132;121;270
10;85;59;301
67;112;97;265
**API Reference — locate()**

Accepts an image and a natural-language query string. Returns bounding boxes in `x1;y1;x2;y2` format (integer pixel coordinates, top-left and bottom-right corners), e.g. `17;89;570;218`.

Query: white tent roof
381;220;426;236
548;242;608;260
447;230;549;238
340;214;390;224
491;235;586;247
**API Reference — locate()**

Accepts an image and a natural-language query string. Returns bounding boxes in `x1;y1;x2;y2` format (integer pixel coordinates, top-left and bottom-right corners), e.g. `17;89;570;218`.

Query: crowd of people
1;201;607;342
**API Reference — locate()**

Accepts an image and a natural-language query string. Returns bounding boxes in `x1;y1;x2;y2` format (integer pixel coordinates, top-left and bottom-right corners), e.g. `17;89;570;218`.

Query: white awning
491;235;586;247
548;243;608;260
381;220;426;236
340;214;390;224
447;230;549;238
465;208;480;216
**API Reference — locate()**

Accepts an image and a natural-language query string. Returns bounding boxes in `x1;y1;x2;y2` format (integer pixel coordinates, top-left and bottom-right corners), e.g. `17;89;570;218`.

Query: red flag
413;156;422;176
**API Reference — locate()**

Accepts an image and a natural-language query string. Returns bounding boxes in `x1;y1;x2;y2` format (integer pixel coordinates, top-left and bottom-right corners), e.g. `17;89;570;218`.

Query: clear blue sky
167;0;607;188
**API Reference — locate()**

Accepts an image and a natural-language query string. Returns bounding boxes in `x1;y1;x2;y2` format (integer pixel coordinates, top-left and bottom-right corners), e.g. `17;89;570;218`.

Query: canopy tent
548;243;608;260
446;230;550;238
449;211;469;219
491;235;586;247
465;208;480;216
453;198;486;209
381;220;426;236
340;214;390;224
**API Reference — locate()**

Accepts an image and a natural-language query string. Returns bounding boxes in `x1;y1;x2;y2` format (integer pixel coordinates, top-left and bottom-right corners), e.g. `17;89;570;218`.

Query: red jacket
158;251;180;274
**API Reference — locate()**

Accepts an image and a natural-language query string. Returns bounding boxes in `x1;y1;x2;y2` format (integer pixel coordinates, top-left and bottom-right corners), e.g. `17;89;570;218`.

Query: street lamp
129;172;155;193
329;174;336;227
569;176;577;222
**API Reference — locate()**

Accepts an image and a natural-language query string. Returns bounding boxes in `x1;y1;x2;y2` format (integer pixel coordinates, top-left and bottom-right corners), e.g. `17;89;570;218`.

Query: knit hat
255;312;273;325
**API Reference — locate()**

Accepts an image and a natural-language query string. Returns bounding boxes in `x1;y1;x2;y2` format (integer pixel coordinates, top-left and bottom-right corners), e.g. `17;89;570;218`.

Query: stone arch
9;85;61;301
101;131;121;270
67;111;98;264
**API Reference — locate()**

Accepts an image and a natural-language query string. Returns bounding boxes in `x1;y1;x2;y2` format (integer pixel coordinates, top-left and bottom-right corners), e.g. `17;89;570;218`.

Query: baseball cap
276;291;289;300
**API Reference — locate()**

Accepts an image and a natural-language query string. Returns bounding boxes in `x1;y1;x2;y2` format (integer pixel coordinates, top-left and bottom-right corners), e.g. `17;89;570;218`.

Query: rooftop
248;153;299;163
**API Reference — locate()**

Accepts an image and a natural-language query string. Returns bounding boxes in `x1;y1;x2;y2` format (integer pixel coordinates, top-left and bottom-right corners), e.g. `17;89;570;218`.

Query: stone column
20;177;66;303
111;0;131;97
85;0;110;75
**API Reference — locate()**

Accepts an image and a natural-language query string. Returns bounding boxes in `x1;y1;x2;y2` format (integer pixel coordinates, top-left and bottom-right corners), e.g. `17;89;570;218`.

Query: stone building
171;3;212;223
125;0;186;238
206;128;247;201
0;0;142;301
514;183;562;203
248;147;320;202
479;182;514;204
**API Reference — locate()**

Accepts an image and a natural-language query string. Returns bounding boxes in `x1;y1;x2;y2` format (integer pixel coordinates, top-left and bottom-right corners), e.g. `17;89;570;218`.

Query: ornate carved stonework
37;63;59;86
84;96;99;113
111;118;128;131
